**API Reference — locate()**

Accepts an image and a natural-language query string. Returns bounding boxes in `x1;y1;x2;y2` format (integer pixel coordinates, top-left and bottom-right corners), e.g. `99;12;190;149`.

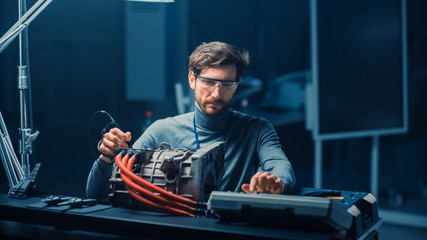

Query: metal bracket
19;128;39;155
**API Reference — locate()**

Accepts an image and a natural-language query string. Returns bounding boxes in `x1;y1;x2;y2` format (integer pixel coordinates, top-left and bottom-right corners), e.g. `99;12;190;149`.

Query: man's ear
188;71;196;89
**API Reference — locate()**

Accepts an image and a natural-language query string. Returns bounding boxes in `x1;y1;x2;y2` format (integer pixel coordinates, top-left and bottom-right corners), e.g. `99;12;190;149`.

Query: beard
197;97;231;116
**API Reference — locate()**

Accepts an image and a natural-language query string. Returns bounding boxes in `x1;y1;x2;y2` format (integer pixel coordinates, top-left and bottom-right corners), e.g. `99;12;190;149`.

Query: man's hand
98;128;132;163
241;172;285;194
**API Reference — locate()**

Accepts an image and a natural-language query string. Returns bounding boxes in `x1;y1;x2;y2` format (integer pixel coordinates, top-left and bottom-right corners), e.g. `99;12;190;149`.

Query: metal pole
371;135;380;198
0;0;51;187
0;111;25;187
0;0;51;54
314;138;322;188
18;0;32;176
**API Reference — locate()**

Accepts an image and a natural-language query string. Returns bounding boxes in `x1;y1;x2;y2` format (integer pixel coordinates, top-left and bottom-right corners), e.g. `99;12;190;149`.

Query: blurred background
0;0;426;236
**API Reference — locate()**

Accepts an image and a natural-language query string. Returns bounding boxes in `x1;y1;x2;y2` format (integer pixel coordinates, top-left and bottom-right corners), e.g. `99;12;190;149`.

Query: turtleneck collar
194;102;231;131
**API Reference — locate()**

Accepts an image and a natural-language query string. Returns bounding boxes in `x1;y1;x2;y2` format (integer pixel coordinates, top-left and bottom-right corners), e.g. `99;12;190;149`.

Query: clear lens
197;78;237;92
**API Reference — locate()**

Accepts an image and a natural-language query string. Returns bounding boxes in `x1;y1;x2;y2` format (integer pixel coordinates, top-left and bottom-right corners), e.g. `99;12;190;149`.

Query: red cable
127;187;194;217
119;154;194;216
120;154;195;216
121;154;195;213
116;153;195;216
115;153;197;206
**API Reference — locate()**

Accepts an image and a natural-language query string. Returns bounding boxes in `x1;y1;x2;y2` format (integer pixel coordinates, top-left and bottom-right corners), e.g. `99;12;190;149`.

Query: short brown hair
189;41;250;81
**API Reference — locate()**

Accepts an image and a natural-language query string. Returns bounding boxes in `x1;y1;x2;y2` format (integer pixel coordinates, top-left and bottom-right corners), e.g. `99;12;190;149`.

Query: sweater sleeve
86;158;114;200
256;121;296;194
132;120;164;149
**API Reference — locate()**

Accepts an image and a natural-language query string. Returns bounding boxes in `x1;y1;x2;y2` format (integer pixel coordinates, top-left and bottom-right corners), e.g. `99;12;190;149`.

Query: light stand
17;0;37;176
0;0;52;190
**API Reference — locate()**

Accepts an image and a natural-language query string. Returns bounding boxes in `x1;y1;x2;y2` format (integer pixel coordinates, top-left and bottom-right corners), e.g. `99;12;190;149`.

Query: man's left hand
241;172;285;194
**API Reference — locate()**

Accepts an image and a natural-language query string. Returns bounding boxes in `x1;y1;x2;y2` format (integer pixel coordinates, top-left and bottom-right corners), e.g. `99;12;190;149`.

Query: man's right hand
98;128;132;163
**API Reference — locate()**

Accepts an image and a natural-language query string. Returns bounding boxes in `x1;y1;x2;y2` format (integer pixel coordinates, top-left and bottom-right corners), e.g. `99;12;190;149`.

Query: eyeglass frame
194;73;239;92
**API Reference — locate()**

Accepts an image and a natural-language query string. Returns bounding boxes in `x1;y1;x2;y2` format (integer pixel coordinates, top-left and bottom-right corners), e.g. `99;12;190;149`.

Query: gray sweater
86;105;296;199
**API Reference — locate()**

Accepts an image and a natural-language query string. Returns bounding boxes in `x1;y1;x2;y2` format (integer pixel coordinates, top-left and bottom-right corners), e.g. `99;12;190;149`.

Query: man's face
189;65;238;116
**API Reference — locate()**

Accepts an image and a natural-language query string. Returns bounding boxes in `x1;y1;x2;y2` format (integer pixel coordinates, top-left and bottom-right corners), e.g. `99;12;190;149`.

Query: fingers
99;128;132;160
249;172;262;193
110;128;132;142
258;172;276;193
243;172;285;194
272;179;285;194
105;128;131;147
241;184;250;193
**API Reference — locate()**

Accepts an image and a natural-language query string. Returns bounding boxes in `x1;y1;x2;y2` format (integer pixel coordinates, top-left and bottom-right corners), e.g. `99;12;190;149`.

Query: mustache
206;98;225;105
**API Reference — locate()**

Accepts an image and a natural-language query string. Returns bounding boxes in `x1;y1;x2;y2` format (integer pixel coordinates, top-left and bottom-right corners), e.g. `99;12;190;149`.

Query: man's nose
211;84;223;98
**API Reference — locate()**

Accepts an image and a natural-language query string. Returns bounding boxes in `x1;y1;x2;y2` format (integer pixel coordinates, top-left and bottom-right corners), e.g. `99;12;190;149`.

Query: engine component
109;142;224;212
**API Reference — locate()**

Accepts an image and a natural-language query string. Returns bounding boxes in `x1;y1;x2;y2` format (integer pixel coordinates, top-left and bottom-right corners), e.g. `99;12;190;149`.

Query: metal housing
109;142;224;209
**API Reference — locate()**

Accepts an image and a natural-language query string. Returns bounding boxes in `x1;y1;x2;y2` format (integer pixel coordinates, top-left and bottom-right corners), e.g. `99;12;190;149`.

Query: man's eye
205;80;216;86
224;83;233;88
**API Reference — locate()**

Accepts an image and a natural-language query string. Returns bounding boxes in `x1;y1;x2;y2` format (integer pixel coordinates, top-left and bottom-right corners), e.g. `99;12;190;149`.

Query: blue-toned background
1;0;426;231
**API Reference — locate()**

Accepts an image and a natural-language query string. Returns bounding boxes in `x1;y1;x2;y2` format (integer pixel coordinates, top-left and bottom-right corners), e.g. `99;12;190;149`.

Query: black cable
97;139;115;160
88;110;119;160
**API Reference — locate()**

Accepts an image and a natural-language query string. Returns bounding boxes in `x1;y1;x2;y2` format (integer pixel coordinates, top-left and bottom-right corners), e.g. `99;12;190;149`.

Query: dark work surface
0;193;342;240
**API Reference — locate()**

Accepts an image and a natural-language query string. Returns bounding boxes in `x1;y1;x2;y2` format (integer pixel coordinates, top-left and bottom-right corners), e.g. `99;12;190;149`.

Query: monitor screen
310;0;408;140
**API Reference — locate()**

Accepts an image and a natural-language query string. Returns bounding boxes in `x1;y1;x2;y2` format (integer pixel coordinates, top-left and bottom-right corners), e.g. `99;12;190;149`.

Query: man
86;41;295;200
